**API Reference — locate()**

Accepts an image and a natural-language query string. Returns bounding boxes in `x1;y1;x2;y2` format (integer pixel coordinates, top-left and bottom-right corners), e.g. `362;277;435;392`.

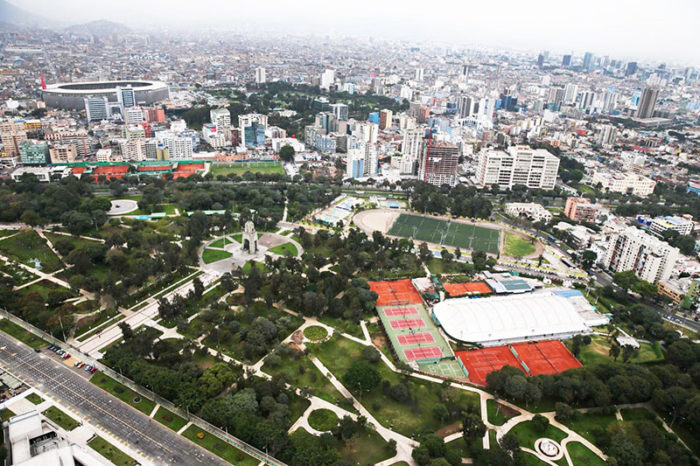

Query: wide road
0;332;226;466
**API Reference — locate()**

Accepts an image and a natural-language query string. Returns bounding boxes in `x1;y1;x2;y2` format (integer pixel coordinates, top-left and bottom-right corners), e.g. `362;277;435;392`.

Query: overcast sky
13;0;700;65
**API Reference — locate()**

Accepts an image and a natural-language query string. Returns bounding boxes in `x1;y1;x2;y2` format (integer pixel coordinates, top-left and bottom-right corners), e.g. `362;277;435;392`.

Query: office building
625;62;638;76
19;140;49;164
346;143;378;178
591;172;656;197
537;53;545;68
117;86;136;108
0;120;28;157
636;87;659;119
597;125;617;146
419;138;460;187
562;54;572;67
379;109;393;130
414;68;424;81
330;103;349;122
476;145;560;190
49;143;78;163
582;52;595;71
564;197;600;223
239;114;267;146
649;216;694;237
255;66;266;84
210;108;231;128
84;96;109;122
564;84;578;105
456;95;473;118
602;227;679;283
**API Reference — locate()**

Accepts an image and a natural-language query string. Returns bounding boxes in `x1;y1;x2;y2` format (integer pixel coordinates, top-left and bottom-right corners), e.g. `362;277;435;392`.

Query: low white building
11;166;73;182
591;171;656;197
505;202;553;223
649;215;694;237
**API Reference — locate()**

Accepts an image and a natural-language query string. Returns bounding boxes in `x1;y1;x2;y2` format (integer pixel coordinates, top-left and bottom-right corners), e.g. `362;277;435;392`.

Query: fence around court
0;308;285;466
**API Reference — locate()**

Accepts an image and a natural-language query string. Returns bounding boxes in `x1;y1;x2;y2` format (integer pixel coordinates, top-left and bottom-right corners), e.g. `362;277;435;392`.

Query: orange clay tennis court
404;346;442;361
456;340;582;385
369;279;423;306
456;346;523;385
511;341;582;375
383;306;419;317
397;333;435;345
443;281;492;297
389;318;426;329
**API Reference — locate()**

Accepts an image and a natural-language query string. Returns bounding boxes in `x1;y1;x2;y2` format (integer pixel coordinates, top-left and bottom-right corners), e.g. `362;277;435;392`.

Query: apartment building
564;197;600;223
649;216;694;237
419;140;460;187
591;171;656;197
0;120;28;157
602;226;679;283
49;143;78;163
476;145;560;189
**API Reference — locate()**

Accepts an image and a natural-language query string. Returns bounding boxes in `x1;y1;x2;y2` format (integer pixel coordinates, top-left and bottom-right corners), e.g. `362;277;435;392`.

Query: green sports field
388;214;501;254
211;162;285;176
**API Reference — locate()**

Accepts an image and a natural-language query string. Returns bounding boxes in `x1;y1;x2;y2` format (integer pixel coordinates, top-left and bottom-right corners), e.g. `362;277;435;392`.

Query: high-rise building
84;97;109;122
414;68;424;81
564;84;578;104
401;128;424;175
582;52;595;72
117;86;136;108
125;107;145;124
320;69;335;90
238;114;268;147
636;87;659;119
456;95;473;118
419;137;460;187
597;125;617;146
0;120;28;157
330;103;349;122
476;146;560;190
562;54;572;67
625;62;638;76
18;140;49;164
49;144;78;163
602;227;679;283
537;53;545;68
379;109;393;130
255;66;266;84
210;108;231;128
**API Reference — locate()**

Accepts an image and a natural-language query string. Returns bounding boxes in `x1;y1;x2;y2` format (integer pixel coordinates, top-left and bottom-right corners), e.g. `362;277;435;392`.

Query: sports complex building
42;80;169;110
371;277;608;386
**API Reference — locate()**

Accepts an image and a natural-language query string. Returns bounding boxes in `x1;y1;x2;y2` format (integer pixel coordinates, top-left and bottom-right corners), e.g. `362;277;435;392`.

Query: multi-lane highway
0;332;226;466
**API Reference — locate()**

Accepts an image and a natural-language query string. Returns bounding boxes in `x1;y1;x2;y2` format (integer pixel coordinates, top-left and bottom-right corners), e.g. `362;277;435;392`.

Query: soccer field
388;214;501;254
211;162;286;176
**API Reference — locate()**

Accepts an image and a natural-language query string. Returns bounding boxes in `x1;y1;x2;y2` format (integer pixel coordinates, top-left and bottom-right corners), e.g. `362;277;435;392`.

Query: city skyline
9;0;700;64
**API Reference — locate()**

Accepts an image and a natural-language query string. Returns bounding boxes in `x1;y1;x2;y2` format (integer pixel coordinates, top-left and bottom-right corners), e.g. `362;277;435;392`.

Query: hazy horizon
9;0;700;65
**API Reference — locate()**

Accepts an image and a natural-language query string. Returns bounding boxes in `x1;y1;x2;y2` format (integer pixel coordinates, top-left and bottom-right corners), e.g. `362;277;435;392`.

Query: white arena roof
433;292;591;346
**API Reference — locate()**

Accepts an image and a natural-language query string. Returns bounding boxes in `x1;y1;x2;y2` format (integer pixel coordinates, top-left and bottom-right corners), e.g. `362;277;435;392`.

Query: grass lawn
20;279;76;301
318;315;364;339
308;409;338;431
90;373;156;415
620;407;656;422
340;425;395;465
75;309;122;342
0;230;63;272
445;436;482;459
508;419;568;449
567;442;606;466
42;406;80;430
308;335;479;436
241;261;269;274
262;350;349;406
202;248;233;264
0;229;17;238
209;237;232;248
211;161;285;176
561;410;617;445
268;242;299;256
303;326;328;341
26;393;43;405
503;232;536;257
1;408;16;421
44;232;101;251
182;425;259;465
0;319;48;348
487;399;516;426
153;406;187;432
88;435;137;466
567;335;663;365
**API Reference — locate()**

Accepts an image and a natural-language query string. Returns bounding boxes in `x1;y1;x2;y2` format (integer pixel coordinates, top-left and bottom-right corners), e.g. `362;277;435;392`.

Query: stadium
42;80;169;110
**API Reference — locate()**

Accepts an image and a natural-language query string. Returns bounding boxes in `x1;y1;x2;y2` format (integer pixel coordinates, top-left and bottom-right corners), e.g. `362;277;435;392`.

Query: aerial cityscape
0;0;699;465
